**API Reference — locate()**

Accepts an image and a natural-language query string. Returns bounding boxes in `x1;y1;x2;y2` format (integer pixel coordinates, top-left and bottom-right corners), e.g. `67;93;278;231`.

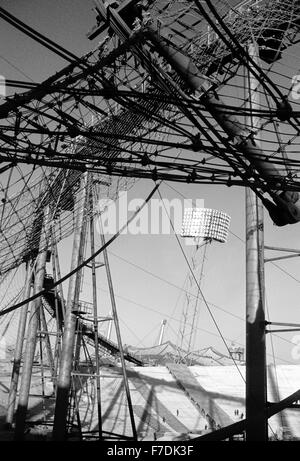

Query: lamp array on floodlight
181;208;231;243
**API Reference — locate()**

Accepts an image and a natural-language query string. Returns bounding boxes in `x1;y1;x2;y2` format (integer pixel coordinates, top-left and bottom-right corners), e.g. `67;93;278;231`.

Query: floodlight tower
178;208;230;359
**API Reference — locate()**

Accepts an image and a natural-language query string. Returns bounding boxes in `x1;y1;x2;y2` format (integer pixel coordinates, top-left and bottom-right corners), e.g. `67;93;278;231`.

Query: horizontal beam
82;316;113;323
266;328;300;333
265;245;300;253
266;321;300;327
264;253;300;263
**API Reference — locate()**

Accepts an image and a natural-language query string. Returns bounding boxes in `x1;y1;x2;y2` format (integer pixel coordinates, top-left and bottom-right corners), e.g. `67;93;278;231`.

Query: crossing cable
155;187;246;383
0;182;161;317
96;283;294;365
156;186;279;438
0;6;79;64
195;0;285;104
199;0;300;137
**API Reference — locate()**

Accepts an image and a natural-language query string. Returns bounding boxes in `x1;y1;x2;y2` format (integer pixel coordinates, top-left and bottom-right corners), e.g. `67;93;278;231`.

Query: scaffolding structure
4;172;141;441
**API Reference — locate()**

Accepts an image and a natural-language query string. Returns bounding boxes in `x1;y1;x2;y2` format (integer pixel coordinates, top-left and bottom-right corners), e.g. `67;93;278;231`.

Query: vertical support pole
52;173;88;440
88;174;103;439
245;42;267;441
53;237;66;318
14;207;50;440
6;261;33;428
106;310;113;341
99;216;137;441
37;311;47;424
71;317;83;439
40;306;55;376
51;234;63;392
158;319;167;346
187;242;208;354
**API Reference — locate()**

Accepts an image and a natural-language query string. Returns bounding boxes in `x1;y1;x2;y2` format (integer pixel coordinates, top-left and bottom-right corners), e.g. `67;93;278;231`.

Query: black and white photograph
0;0;299;451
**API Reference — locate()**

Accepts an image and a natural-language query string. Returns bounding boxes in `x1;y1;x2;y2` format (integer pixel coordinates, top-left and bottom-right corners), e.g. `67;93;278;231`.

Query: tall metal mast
98;215;137;440
158;319;167;346
88;174;103;439
14;207;51;440
52;173;88;440
245;42;267;441
5;261;33;428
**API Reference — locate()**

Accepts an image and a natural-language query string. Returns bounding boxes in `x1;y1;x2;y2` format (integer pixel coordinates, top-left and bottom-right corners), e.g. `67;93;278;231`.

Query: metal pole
40;306;55;376
71;315;83;439
187;242;208;353
53;238;66;318
265;254;300;263
51;235;63;392
6;261;33;428
14;208;50;440
89;175;103;439
52;173;88;440
106;310;113;341
158;320;167;346
245;42;267;441
37;311;47;425
264;246;300;253
99;215;137;440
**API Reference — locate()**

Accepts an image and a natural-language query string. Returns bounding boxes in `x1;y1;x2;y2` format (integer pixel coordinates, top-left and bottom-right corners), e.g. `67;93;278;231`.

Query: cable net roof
0;0;300;274
0;167;134;275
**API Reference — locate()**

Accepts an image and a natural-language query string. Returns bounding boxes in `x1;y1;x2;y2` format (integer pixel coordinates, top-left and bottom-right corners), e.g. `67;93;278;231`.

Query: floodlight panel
181;208;231;242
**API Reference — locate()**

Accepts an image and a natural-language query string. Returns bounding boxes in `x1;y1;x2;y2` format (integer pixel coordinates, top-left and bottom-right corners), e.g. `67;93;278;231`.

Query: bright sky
1;0;300;368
